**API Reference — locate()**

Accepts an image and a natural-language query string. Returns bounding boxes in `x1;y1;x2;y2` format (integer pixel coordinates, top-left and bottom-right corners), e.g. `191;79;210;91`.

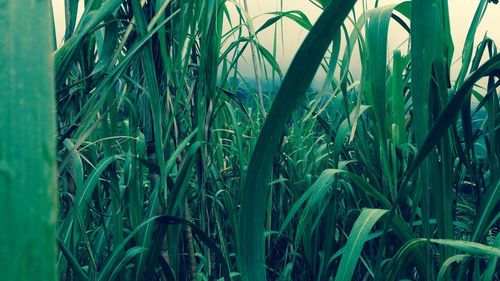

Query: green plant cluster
2;0;500;280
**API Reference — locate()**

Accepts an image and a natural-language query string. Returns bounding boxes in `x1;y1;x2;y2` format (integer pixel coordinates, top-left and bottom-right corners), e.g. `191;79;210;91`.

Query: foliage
49;0;500;280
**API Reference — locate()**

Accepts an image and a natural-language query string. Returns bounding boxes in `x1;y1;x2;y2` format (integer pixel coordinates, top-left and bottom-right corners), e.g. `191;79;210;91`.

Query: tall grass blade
410;1;439;277
471;179;500;241
0;0;57;280
237;1;356;280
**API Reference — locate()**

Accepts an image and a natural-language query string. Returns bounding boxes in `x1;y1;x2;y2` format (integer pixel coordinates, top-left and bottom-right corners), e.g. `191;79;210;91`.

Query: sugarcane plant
7;0;497;280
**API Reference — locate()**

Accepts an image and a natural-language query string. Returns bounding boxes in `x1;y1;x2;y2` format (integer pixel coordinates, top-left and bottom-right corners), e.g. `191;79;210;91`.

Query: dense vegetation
3;0;500;280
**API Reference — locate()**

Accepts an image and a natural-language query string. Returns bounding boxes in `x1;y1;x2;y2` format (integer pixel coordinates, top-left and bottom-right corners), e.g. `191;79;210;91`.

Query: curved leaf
237;2;357;280
335;208;388;281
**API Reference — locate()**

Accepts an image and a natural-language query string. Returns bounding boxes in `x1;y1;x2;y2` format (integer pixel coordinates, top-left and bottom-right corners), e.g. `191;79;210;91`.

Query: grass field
2;0;500;280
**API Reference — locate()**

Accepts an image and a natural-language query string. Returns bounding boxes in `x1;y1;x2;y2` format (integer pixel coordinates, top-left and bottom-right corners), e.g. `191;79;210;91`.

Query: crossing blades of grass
387;237;500;281
404;53;500;182
54;0;123;86
47;1;500;280
237;1;356;280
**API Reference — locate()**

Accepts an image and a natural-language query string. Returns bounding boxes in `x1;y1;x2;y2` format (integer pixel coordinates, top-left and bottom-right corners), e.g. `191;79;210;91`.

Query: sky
51;0;500;83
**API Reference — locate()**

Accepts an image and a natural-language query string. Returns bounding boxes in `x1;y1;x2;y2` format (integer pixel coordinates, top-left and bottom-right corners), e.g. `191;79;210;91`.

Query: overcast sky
52;1;500;83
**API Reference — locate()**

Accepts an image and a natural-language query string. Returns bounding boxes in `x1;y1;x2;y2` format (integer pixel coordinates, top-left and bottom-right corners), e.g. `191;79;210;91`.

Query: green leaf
430;239;500;257
335;208;388;281
471;179;500;241
436;254;469;281
0;1;57;279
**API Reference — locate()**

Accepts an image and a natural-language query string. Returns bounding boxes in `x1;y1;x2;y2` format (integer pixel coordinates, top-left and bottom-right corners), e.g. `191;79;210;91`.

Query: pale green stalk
0;0;57;280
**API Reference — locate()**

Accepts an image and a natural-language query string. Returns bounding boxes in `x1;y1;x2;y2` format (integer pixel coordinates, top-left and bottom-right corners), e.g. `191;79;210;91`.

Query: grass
2;0;500;280
1;0;57;280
